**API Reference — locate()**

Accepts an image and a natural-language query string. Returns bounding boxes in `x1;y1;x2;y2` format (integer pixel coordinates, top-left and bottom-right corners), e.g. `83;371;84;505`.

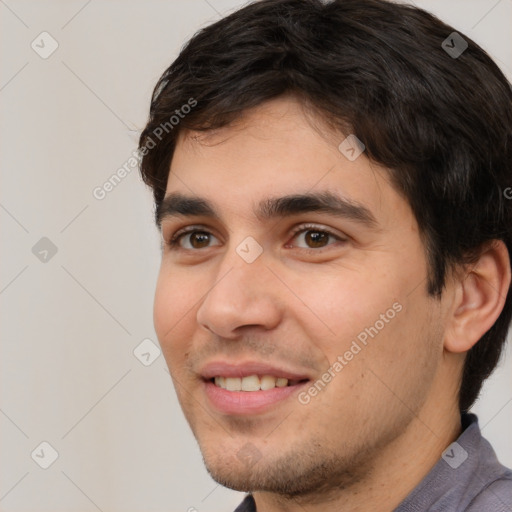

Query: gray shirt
233;414;512;511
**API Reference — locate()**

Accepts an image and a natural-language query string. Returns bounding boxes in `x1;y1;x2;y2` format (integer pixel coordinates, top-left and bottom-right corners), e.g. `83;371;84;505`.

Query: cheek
288;264;403;346
153;266;203;357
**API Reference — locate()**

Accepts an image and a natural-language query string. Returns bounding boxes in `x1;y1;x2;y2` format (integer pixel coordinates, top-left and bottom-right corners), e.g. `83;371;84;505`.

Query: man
138;0;512;510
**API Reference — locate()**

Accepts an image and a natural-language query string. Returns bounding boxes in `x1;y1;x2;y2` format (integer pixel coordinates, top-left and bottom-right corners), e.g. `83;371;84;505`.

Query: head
139;0;512;497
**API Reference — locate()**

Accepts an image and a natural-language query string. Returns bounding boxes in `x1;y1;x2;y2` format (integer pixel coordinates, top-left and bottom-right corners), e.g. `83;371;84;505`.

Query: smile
212;375;307;391
203;377;310;415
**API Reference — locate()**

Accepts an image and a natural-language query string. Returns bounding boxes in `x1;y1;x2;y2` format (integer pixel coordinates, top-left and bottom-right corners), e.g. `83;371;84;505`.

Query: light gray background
1;1;511;511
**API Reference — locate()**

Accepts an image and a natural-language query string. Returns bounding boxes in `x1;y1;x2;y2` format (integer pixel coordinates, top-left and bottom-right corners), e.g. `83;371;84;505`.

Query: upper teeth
214;375;292;391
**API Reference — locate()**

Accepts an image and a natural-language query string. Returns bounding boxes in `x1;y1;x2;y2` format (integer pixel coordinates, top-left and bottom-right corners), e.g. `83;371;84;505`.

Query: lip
199;360;314;381
203;379;311;415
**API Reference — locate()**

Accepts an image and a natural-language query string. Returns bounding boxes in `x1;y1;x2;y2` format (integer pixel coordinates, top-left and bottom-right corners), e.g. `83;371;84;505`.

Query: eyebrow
156;191;378;229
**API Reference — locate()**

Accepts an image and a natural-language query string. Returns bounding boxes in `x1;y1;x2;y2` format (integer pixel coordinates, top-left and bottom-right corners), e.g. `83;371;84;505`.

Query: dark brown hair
139;0;512;412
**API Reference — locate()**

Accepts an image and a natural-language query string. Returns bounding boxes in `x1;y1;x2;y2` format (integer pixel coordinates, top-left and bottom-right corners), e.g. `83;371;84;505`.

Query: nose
196;249;283;339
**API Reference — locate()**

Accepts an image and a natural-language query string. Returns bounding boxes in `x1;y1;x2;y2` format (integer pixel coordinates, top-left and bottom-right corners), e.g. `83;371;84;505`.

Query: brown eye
304;231;329;248
171;230;220;250
291;228;339;249
188;232;211;248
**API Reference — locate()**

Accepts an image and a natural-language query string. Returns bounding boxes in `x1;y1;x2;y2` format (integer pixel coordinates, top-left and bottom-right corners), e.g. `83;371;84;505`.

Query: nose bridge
217;233;266;281
196;241;281;337
213;232;270;294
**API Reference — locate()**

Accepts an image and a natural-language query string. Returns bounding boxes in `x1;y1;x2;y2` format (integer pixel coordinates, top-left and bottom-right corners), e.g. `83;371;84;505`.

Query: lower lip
203;380;310;415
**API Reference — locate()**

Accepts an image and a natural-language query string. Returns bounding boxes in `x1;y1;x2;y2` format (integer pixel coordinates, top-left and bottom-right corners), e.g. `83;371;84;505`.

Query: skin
153;95;510;511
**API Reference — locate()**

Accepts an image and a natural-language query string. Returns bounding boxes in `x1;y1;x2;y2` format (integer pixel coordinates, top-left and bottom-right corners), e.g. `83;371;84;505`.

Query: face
153;96;445;497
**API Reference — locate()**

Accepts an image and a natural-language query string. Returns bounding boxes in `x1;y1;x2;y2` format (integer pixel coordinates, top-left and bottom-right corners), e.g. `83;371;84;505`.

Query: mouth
202;375;311;415
199;360;314;415
208;374;309;391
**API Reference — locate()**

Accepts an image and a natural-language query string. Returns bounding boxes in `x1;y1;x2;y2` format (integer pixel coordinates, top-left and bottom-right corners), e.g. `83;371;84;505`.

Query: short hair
138;0;512;412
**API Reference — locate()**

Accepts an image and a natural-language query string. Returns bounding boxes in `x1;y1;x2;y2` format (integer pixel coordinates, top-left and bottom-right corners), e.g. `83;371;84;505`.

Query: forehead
165;96;406;226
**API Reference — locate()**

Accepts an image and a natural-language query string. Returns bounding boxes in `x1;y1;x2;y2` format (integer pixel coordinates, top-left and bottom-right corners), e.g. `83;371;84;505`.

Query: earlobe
444;240;511;354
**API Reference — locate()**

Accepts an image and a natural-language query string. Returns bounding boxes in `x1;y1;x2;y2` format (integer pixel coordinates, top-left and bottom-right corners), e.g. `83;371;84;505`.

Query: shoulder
233;494;256;512
457;414;512;511
395;413;512;512
465;473;512;512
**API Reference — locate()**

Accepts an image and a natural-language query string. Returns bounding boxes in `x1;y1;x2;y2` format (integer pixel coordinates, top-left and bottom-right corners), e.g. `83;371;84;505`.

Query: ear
444;240;511;354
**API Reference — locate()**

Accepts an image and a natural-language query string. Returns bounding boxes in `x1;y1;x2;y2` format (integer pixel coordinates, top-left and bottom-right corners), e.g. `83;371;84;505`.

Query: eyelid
287;223;347;244
169;224;201;240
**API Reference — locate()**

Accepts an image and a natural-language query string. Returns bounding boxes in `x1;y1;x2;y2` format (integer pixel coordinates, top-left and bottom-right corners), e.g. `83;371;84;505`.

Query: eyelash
166;223;346;252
